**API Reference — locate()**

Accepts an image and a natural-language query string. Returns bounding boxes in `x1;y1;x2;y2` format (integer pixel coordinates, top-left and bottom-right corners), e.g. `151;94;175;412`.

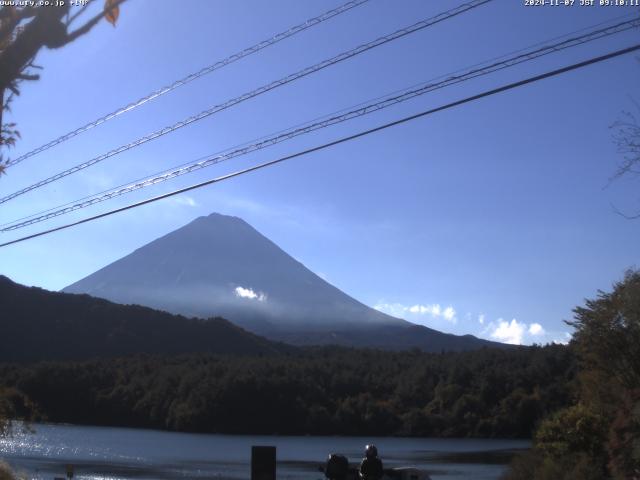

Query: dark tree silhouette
0;0;125;174
503;270;640;480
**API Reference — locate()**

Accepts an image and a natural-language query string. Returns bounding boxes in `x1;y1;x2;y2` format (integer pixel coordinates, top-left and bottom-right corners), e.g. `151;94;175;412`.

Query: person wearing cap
359;444;383;480
325;453;349;480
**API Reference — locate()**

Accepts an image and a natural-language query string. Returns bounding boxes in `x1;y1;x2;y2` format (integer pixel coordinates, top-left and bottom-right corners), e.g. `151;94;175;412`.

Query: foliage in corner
503;270;640;480
0;0;124;173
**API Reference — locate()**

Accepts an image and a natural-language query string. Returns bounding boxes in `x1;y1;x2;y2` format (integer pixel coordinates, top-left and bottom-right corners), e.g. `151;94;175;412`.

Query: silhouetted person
359;444;383;480
325;453;349;480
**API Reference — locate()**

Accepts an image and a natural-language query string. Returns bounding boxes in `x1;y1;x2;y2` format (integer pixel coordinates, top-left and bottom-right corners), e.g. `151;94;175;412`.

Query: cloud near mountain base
234;286;267;302
374;302;457;324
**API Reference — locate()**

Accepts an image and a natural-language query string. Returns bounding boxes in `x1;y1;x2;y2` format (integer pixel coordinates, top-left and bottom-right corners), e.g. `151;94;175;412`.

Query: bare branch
0;6;37;44
0;15;19;47
0;0;127;174
16;7;37;20
0;5;69;91
610;105;640;181
16;73;39;81
0;87;4;145
611;202;640;220
66;0;94;27
63;0;127;46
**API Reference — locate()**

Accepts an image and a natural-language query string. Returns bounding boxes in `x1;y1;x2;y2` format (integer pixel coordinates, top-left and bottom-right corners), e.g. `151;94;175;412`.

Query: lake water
0;424;529;480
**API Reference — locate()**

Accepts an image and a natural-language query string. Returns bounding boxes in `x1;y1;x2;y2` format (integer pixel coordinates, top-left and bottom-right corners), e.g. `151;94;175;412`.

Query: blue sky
0;0;638;345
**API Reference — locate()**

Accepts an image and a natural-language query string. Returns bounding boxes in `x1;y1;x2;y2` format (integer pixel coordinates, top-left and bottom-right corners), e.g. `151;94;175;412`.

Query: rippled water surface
0;424;529;479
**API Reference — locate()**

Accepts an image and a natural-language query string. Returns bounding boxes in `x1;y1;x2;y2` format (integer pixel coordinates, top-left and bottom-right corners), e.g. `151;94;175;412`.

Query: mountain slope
0;275;286;363
64;213;401;331
63;213;505;352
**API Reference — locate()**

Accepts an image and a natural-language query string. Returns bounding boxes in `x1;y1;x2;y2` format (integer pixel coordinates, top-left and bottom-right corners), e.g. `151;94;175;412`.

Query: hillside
0;275;286;363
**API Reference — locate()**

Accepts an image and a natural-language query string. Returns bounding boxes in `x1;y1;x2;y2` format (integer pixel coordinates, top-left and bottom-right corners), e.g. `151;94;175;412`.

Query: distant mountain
64;213;506;352
65;213;399;332
0;275;286;363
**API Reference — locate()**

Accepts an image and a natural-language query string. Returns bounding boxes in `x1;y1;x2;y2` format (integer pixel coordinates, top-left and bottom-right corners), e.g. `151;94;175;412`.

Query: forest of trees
1;272;638;478
1;273;638;479
0;344;575;439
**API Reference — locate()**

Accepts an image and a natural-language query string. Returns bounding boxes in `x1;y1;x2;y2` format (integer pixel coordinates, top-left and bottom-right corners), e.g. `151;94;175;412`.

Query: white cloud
373;303;405;317
172;196;199;207
376;302;558;347
489;318;525;345
234;286;267;302
480;318;557;346
425;304;436;315
528;323;545;336
443;306;457;323
374;302;457;324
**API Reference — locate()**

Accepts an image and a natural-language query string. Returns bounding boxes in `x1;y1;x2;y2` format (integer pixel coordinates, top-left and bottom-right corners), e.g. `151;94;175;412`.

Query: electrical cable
1;42;637;248
3;15;638;232
4;0;371;168
0;0;493;205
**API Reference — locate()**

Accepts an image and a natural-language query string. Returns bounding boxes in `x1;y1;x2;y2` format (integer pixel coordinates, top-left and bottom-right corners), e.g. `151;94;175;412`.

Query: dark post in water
251;445;276;480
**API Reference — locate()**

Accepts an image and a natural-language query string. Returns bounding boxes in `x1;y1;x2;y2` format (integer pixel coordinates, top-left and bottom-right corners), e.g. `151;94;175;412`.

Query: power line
4;0;371;168
1;42;638;249
3;15;637;230
3;15;638;232
0;0;493;205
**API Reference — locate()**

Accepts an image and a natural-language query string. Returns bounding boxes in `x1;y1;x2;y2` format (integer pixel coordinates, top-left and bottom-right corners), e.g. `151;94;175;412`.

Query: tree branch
0;5;69;91
611;202;640;220
16;73;39;81
66;0;94;27
63;0;127;46
0;6;37;44
0;87;4;142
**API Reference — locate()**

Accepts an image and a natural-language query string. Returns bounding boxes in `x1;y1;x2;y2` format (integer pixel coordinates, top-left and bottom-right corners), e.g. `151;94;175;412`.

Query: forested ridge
0;344;574;438
0;274;499;361
0;275;289;362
